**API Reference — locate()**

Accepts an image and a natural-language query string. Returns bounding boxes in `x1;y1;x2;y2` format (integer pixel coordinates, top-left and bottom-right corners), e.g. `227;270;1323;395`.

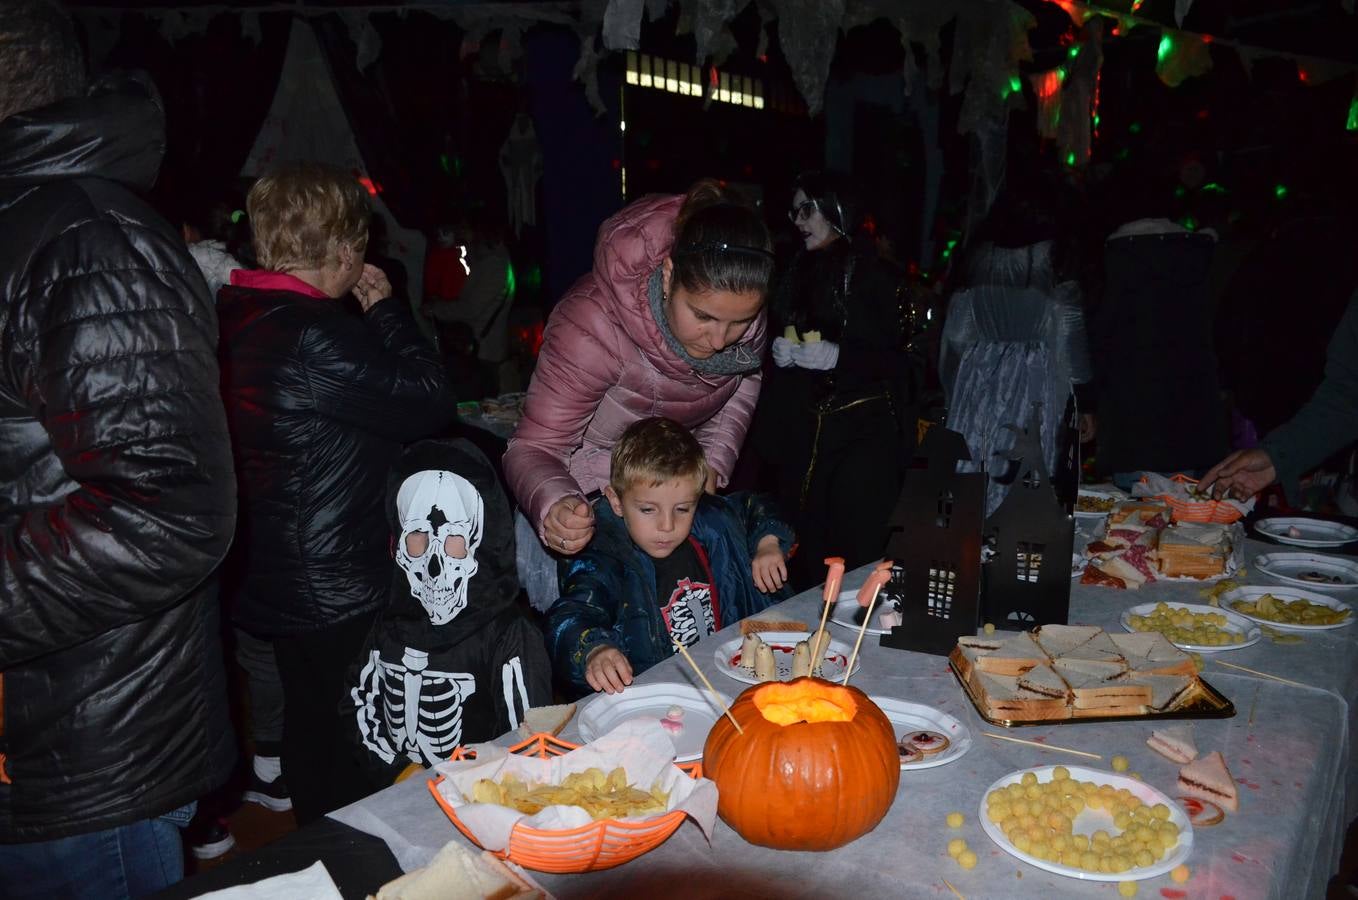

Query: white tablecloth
332;535;1357;899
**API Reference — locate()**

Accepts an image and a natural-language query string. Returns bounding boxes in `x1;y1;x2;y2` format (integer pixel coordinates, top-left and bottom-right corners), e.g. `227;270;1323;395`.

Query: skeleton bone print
659;577;715;648
353;647;478;766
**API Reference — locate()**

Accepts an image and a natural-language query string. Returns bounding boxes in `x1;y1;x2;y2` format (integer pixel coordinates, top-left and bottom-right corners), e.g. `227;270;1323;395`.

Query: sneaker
188;817;236;860
243;771;293;813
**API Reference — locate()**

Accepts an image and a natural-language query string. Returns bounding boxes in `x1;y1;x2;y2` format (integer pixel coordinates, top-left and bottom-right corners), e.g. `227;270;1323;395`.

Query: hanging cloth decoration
499;113;543;237
1056;18;1104;166
1154;30;1213;88
1029;67;1065;140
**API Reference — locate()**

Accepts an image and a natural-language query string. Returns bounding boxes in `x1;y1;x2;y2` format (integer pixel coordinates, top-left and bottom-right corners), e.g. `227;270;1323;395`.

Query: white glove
792;340;840;371
771;336;797;368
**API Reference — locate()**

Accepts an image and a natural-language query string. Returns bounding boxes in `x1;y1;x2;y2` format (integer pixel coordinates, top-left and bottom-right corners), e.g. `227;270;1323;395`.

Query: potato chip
464;766;672;820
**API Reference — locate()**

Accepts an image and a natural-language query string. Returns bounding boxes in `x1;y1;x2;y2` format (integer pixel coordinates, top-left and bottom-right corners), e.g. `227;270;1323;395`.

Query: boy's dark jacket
545;492;794;697
344;440;551;785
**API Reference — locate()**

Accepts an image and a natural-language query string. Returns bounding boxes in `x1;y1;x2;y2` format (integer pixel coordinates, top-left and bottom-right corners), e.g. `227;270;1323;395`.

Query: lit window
626;51;638;86
639;53;652;88
666;59;678;93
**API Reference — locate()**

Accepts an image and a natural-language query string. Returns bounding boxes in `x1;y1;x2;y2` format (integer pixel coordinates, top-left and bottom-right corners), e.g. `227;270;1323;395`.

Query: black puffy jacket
0;77;238;841
218;279;454;636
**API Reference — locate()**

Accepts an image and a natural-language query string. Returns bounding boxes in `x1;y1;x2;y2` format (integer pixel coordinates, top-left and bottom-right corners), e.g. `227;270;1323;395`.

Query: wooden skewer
840;563;893;686
942;879;966;900
1214;659;1310;689
811;557;846;678
671;641;743;735
982;731;1103;761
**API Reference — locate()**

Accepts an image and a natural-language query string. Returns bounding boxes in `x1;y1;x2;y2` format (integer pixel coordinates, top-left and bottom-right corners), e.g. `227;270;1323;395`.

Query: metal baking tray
949;650;1235;728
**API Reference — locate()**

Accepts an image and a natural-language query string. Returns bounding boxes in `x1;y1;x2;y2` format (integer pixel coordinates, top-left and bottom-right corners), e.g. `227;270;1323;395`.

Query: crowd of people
2;1;1356;897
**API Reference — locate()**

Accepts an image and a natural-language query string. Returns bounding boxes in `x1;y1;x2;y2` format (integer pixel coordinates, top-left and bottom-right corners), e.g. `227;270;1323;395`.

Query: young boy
545;417;795;697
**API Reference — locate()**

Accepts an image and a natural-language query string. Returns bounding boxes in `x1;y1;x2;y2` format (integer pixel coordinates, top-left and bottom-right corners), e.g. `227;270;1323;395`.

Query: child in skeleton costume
544;418;795;698
345;440;551;785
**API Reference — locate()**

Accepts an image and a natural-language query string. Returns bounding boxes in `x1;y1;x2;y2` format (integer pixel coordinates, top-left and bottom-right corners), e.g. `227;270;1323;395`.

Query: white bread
1147;724;1198;763
1069;679;1150;711
972;632;1046;676
518;703;576;739
1059;630;1125;663
371;841;542;900
1053;657;1126;683
1017;664;1069;699
1178;751;1238;812
1140;675;1196;711
1033;624;1100;658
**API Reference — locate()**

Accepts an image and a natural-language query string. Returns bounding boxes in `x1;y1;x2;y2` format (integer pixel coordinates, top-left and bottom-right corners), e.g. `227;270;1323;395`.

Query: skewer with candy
809;557;845;677
841;561;894;686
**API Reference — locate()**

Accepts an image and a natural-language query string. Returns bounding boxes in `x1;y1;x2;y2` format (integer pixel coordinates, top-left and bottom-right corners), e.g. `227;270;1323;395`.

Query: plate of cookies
869;697;972;770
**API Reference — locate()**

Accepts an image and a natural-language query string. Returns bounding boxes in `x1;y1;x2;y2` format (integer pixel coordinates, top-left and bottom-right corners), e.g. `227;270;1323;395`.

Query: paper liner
431;719;717;851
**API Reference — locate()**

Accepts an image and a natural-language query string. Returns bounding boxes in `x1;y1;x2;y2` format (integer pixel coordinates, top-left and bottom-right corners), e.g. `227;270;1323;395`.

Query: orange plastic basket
1141;474;1244;524
427;732;703;873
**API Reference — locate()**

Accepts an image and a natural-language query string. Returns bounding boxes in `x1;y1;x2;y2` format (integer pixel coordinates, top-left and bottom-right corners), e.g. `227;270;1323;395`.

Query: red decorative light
355;173;383;196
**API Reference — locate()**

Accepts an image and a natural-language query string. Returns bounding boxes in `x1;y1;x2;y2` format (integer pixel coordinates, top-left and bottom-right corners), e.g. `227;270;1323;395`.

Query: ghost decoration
395;469;484;624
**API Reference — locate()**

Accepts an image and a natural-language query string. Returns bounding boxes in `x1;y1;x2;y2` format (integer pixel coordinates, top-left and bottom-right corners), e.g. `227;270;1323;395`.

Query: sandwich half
1147;724;1198;763
1177;751;1238;812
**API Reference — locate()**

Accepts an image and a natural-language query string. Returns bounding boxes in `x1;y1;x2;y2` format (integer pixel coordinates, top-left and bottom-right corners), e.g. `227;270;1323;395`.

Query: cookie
896;739;924;764
905;730;950;755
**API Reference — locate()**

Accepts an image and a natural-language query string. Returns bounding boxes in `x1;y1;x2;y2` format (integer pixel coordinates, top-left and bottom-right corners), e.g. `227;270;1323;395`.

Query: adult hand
353;263;393;312
771;336;797;368
1078;413;1098;444
751;535;788;593
543;496;595;554
792;340;840;371
585;645;633;694
1200;448;1277;500
704;468;718;494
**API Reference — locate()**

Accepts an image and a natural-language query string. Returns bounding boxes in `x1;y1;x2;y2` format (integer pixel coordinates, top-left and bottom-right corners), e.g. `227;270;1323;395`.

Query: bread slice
972;632;1047;676
1109;632;1161;659
1098;556;1147;589
740;618;808;636
1033;624;1100;658
1147;724;1198;763
975;672;1069;721
953;637;1004;682
1109;501;1171;525
1068;679;1150;711
1017;664;1070;700
1053;657;1126;683
1140;675;1196;711
518;703;576;739
1178;751;1238;813
1059;630;1124;663
371;840;542;899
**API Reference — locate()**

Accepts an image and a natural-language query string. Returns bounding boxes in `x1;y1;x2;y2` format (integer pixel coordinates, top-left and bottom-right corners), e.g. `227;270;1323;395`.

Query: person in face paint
503;180;775;612
751;171;917;590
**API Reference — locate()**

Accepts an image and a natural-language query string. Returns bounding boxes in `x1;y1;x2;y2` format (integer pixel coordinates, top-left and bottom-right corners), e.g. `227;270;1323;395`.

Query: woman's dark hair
669;179;774;297
793;171;861;237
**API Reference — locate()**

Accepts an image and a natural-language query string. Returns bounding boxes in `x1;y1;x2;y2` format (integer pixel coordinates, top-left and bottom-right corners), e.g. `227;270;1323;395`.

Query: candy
1112;755;1130;772
957;849;978;869
1170;864;1190;883
948;838;966;858
946;811;964;828
1118;879;1138;897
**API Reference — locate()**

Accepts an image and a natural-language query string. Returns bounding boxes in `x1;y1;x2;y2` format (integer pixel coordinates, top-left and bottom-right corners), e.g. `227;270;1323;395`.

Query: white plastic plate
713;631;859;686
577;681;733;763
1119;602;1262;652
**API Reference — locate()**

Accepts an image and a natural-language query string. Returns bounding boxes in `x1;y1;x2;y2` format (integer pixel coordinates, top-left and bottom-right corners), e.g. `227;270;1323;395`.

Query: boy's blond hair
609;417;709;497
247;161;370;272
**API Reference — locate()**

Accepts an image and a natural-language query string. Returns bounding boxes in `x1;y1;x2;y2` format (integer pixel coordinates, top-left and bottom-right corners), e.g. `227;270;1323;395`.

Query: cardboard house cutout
981;406;1074;628
879;426;986;657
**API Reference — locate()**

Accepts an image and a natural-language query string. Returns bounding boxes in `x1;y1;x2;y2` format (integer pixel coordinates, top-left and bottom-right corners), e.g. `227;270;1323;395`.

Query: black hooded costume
344;439;551;787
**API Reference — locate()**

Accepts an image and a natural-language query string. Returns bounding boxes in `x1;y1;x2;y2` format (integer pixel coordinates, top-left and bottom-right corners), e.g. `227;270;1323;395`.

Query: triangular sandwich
1178;751;1238;812
1147;724;1198;763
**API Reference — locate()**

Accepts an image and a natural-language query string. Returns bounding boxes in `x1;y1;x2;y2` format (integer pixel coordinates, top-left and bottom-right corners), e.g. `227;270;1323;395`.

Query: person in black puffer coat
218;161;453;825
0;4;237;896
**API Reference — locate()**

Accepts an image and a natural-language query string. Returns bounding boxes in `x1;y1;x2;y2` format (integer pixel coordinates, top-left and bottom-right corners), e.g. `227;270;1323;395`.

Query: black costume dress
753;238;915;588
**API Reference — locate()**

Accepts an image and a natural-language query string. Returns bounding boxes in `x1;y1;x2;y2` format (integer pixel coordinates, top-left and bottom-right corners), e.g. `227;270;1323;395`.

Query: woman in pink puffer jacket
505;181;773;593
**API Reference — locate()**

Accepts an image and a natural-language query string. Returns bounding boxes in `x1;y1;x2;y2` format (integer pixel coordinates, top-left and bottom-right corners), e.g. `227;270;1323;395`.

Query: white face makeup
789;189;838;252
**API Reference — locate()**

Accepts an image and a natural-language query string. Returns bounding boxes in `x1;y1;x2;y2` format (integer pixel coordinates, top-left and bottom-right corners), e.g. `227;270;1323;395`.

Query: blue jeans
0;803;193;900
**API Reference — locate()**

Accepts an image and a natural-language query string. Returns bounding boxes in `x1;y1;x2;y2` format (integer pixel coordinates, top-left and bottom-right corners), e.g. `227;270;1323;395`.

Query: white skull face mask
394;470;484;624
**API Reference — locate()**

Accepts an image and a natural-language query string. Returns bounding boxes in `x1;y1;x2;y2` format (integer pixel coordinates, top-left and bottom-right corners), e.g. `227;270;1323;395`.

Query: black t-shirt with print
652;538;717;648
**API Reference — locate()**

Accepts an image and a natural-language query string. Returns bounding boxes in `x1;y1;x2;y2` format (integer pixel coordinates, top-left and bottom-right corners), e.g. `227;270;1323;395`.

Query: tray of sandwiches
949;624;1234;727
1078;501;1244;589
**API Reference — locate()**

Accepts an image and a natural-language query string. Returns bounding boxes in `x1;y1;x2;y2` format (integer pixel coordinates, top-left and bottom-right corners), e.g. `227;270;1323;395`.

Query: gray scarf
647;267;761;376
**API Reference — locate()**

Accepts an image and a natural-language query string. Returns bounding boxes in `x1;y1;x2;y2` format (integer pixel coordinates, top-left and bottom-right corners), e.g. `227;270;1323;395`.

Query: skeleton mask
395;469;483;624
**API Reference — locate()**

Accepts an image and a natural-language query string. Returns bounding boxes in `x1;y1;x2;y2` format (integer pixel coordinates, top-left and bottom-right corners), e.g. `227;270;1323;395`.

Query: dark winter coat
0;75;237;840
344;440;551;786
545;492;794;698
218;277;453;636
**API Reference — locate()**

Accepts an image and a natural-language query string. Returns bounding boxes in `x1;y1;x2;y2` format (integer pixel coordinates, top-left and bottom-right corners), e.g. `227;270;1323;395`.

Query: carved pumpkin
702;676;900;850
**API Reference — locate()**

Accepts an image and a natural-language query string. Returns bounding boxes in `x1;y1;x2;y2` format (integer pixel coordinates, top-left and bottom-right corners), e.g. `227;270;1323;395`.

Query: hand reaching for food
585;645;633;694
1200;448;1277;500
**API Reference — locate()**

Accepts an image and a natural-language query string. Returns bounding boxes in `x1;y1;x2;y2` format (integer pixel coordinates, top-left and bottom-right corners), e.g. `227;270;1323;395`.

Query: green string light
1157;34;1174;65
1274;183;1289;200
1202;182;1227;194
1065;151;1077;167
1128;121;1142;134
1068;45;1081;60
1347;95;1358;131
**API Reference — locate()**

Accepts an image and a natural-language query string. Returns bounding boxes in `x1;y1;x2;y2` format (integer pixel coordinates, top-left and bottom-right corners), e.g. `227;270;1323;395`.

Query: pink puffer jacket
504;193;766;537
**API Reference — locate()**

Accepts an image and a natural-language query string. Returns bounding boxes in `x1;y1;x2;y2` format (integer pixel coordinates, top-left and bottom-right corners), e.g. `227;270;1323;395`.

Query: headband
672;240;775;261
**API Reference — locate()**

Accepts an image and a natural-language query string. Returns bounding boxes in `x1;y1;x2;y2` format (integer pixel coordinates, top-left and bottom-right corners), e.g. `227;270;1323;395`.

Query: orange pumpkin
702;676;900;851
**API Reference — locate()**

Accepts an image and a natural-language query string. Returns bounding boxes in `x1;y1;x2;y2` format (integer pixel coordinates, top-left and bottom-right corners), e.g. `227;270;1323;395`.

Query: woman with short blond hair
218;160;453;824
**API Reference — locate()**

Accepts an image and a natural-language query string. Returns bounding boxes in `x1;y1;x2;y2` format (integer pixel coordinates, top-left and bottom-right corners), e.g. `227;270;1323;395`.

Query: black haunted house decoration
879;426;985;656
981;407;1074;629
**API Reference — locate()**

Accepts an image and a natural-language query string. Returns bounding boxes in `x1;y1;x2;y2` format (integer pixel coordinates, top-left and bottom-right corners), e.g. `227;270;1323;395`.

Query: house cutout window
935;491;954;528
926;561;957;618
1016;541;1044;583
